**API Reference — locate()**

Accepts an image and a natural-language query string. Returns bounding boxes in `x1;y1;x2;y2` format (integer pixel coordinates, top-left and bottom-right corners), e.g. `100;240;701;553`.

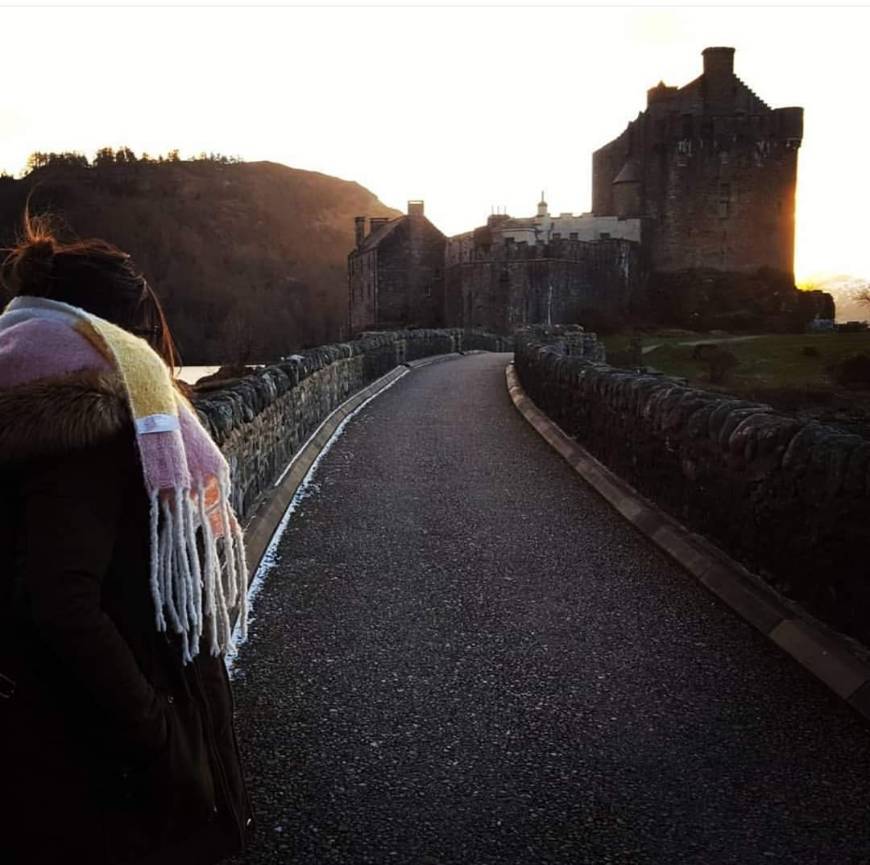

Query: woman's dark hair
1;208;178;370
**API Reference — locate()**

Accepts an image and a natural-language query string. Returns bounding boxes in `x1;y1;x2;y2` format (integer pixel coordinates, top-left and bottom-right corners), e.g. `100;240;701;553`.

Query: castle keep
593;46;802;276
349;47;824;335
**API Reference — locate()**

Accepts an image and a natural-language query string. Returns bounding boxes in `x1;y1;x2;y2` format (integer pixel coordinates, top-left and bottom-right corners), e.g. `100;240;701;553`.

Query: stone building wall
348;203;446;335
444;235;643;332
592;47;803;278
375;217;446;329
644;111;800;275
499;213;642;245
348;247;378;335
515;331;870;646
195;328;510;523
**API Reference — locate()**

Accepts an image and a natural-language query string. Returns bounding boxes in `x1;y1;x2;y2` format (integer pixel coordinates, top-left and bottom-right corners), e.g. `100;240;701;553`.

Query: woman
0;216;254;864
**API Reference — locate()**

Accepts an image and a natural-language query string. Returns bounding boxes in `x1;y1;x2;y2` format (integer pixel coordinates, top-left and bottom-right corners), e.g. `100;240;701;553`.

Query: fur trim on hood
0;369;131;466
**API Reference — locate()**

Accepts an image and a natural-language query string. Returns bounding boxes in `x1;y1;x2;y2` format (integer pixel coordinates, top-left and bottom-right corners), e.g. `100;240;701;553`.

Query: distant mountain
802;274;870;323
0;160;400;362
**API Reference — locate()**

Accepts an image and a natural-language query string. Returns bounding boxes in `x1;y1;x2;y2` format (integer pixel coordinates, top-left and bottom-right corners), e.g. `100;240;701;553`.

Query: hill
0;160;400;362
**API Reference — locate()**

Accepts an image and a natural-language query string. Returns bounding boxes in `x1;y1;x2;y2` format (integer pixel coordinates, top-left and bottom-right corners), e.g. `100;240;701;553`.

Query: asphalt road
229;352;870;865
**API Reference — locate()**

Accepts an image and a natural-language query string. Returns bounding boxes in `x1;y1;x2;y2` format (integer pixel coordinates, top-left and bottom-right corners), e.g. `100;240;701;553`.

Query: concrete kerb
241;364;406;578
242;352;483;583
404;352;463;369
505;361;870;726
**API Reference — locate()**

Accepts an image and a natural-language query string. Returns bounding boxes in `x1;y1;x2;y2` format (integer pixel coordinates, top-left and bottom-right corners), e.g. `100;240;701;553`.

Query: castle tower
537;192;548;218
591;46;803;278
612;162;641;219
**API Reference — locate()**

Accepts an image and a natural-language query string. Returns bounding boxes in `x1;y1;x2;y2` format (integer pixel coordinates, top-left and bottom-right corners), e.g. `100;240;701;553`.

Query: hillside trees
0;157;398;363
26;151;90;171
22;147;243;174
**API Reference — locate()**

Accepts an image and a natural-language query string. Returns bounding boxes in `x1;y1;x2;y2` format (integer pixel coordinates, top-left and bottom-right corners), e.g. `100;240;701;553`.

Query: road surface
229;352;870;865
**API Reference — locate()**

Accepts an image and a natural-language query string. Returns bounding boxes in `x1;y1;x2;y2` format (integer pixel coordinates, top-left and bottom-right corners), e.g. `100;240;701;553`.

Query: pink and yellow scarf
0;295;248;661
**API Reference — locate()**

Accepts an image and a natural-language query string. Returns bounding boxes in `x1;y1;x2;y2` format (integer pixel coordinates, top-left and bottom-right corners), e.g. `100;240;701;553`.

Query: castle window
718;183;730;218
599;232;611;240
552;232;561;240
569;232;578;240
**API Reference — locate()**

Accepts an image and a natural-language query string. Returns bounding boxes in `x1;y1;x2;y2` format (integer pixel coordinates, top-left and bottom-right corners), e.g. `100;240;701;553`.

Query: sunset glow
0;5;867;282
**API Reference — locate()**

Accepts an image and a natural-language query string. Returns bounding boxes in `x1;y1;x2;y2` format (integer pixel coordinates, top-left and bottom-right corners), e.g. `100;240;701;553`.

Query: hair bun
24;237;54;258
21;237;56;263
8;236;57;295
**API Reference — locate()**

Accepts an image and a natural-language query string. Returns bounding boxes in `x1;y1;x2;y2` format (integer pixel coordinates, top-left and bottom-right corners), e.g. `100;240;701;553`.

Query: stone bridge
194;329;870;865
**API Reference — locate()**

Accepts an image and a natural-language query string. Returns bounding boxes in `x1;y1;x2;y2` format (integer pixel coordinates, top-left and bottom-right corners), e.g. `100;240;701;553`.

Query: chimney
354;216;366;247
407;200;425;218
703;46;735;78
702;47;736;111
370;217;390;233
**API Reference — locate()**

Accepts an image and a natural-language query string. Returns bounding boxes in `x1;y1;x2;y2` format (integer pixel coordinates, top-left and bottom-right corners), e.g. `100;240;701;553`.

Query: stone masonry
348;202;446;334
194;329;510;524
347;48;827;335
514;329;870;647
593;47;803;278
444;225;642;333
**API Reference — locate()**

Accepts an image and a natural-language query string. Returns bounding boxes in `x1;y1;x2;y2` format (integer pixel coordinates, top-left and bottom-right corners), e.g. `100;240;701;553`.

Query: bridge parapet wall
518;323;608;363
515;331;870;647
194;328;511;523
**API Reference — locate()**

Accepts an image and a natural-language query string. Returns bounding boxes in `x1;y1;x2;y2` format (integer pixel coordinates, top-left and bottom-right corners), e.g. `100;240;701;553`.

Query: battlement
446;233;636;268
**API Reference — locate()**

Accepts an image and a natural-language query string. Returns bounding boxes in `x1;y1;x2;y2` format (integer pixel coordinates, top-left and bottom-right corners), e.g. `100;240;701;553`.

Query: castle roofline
613;162;641;184
356;217;402;252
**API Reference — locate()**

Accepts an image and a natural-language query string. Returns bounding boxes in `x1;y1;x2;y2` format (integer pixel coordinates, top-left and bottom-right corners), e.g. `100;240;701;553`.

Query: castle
592;46;802;275
349;47;829;335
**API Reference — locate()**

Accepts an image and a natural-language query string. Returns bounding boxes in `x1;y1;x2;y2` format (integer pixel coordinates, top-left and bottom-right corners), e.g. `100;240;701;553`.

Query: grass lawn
599;331;870;437
602;331;870;392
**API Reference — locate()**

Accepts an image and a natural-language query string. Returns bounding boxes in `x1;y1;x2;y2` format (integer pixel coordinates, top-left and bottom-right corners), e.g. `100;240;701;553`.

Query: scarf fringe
0;297;249;665
149;477;249;663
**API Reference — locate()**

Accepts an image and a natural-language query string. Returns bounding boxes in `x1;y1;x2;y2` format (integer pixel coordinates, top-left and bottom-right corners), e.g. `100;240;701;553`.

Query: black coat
0;370;254;865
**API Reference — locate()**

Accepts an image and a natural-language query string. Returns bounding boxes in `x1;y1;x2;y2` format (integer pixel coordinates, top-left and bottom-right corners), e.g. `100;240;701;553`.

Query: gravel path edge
505;361;870;725
241;352;475;585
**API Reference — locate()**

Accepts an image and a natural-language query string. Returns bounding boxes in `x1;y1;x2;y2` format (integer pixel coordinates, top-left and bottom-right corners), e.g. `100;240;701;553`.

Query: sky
0;4;868;282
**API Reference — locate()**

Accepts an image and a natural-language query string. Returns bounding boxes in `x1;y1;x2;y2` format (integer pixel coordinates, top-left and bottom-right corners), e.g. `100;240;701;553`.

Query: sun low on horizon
0;5;867;284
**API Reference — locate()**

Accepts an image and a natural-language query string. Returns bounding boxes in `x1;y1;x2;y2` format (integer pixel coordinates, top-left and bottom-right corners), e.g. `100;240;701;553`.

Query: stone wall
347;246;379;335
376;215;446;330
592;48;802;277
444;236;643;334
515;330;870;647
195;328;510;523
645;268;836;332
348;209;446;335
